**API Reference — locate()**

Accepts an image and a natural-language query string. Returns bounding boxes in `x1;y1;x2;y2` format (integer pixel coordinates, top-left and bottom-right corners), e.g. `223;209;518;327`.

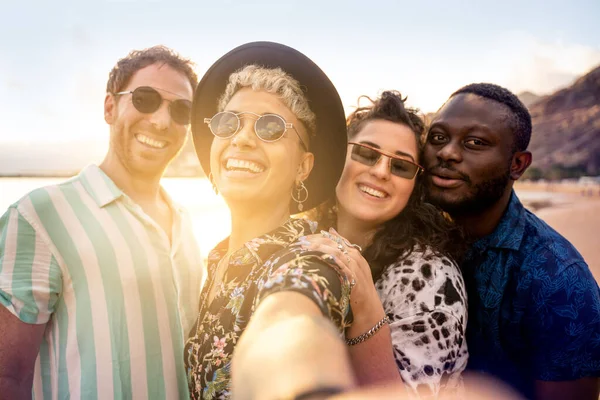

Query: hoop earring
209;172;218;195
291;181;309;211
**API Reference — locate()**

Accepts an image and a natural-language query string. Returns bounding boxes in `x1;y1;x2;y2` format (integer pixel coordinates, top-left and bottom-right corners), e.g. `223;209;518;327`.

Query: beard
425;161;512;216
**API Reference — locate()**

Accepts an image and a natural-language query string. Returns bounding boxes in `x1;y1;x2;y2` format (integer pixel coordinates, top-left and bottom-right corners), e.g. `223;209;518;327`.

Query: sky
1;0;600;157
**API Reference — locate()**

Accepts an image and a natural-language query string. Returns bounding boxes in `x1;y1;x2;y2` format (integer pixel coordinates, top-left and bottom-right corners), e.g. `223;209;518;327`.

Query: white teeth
226;158;265;173
136;134;166;149
359;184;387;198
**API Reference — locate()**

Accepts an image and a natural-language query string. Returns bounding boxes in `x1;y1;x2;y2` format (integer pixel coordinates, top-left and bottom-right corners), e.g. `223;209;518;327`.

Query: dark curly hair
106;45;198;95
312;91;465;281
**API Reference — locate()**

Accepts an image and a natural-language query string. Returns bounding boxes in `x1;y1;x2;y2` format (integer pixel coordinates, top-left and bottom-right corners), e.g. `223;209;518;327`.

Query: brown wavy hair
312;91;465;281
106;45;198;94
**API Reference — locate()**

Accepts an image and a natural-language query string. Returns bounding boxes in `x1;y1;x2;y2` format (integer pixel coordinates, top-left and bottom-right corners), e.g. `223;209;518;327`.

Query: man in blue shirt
423;83;600;400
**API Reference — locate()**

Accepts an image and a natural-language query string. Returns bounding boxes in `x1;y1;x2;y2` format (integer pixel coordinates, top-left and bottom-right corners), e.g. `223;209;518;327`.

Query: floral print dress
184;218;352;400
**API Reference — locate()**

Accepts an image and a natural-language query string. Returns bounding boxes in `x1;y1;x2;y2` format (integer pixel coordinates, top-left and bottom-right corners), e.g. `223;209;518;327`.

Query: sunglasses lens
170;100;192;125
391;159;418;179
209;112;239;138
255;114;286;141
131;87;161;113
351;145;380;166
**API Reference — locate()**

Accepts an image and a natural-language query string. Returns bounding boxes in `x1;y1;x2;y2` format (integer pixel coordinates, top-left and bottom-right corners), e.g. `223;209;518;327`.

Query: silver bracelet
345;316;390;346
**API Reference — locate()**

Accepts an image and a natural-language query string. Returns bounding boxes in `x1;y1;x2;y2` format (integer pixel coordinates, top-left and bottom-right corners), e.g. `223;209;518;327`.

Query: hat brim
191;41;347;213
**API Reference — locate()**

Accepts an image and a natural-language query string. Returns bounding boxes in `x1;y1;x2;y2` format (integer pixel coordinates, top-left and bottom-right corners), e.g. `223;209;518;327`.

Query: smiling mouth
135;133;167;149
224;158;266;174
358;184;388;199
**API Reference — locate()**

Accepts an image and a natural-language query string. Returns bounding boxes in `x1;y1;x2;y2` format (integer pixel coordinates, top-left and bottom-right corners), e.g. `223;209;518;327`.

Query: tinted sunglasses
115;86;192;125
349;142;423;179
204;111;308;151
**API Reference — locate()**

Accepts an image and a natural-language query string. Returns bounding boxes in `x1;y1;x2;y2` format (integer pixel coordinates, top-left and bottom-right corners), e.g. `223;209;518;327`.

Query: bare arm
0;305;46;399
535;378;599;400
346;311;400;385
231;291;356;400
0;207;58;399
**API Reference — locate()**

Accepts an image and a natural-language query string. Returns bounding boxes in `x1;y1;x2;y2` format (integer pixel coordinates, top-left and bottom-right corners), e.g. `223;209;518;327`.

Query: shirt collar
78;164;184;213
471;190;526;253
208;218;317;268
79;164;124;208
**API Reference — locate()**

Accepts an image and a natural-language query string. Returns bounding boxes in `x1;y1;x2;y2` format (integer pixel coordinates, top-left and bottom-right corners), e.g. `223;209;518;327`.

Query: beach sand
516;182;600;282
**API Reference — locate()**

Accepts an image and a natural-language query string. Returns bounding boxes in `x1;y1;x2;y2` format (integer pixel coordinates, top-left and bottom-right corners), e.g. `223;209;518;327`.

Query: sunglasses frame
348;141;424;179
204;111;308;151
115;86;192;125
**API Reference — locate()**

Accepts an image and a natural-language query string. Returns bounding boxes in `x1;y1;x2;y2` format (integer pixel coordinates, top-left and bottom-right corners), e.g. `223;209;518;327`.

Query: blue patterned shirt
463;191;600;399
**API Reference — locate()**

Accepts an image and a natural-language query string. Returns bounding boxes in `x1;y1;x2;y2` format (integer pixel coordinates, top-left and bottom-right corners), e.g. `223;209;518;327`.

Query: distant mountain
518;91;543;108
528;65;600;175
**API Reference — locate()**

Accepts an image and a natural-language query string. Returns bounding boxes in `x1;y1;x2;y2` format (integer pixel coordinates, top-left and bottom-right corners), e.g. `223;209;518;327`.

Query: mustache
426;161;472;184
133;121;172;138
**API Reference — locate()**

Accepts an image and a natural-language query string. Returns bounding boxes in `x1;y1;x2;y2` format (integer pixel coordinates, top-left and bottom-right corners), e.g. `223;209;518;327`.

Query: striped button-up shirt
0;165;204;400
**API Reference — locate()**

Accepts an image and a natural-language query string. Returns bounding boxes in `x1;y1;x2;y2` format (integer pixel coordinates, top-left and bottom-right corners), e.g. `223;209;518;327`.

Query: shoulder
519;207;587;275
3;184;59;226
266;245;335;275
377;247;466;321
2;178;89;248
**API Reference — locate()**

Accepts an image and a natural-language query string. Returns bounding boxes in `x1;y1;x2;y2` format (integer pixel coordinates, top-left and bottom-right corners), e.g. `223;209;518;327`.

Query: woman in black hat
185;42;355;399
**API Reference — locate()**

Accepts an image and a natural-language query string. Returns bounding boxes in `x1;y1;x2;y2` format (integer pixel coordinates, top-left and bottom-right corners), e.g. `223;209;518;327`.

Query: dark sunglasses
349;142;423;179
204;111;308;151
115;86;192;125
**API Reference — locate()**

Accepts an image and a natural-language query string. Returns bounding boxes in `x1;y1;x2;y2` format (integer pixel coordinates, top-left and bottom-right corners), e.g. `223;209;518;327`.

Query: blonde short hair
218;64;317;135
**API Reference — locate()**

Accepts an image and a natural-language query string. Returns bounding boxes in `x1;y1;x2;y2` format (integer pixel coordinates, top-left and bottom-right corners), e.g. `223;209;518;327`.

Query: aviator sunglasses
204;111;308;150
115;86;192;125
349;142;423;179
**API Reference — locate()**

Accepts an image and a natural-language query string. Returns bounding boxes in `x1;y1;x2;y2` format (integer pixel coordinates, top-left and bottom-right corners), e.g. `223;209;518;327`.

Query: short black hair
451;83;532;152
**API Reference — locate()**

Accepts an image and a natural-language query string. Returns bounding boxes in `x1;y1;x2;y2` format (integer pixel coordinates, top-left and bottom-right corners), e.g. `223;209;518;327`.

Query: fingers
328;228;363;252
317;253;356;290
296;231;369;289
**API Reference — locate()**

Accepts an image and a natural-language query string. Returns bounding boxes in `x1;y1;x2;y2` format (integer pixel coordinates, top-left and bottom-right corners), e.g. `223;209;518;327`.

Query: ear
510;151;532;180
104;93;116;124
296;151;315;183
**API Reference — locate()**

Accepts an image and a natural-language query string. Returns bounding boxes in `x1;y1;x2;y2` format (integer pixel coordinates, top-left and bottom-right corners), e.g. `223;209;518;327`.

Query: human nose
436;140;462;163
231;119;257;148
369;155;391;180
149;101;171;131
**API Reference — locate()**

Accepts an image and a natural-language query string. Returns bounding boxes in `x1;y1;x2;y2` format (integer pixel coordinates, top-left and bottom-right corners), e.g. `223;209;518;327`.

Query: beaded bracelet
345;316;390;346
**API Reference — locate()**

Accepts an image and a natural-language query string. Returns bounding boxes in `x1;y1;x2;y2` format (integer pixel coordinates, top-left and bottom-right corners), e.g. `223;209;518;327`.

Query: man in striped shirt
0;46;204;399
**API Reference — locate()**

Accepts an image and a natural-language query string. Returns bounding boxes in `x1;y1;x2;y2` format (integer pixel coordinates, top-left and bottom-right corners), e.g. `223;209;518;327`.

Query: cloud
337;33;600;113
484;32;600;96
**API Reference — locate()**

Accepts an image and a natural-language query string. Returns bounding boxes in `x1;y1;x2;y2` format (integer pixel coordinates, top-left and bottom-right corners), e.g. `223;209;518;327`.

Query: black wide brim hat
191;41;347;214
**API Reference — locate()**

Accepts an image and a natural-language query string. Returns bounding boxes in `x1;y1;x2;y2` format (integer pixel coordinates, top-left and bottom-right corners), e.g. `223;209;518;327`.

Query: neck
335;205;378;250
227;200;291;253
454;187;514;240
99;153;163;205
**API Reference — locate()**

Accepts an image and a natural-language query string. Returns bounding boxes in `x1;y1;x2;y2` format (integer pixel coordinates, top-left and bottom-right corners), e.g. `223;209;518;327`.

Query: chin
350;209;388;226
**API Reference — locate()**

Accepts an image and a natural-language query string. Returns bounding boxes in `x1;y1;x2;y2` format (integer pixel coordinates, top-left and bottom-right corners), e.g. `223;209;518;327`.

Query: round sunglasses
115;86;192;125
349;142;423;179
204;111;308;150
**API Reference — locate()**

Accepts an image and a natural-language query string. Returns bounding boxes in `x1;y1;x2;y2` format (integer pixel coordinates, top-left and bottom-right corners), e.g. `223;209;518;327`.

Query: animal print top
374;247;468;398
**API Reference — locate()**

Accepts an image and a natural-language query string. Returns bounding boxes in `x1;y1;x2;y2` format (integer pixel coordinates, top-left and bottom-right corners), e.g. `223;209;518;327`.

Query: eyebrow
360;140;416;162
429;120;493;135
